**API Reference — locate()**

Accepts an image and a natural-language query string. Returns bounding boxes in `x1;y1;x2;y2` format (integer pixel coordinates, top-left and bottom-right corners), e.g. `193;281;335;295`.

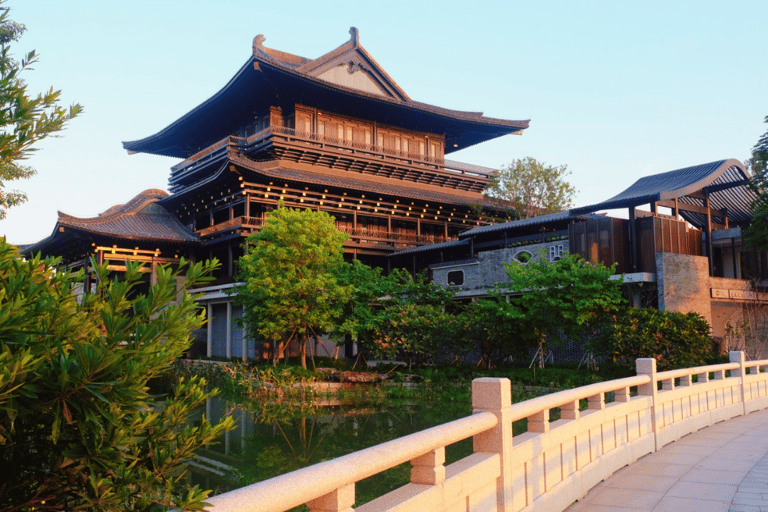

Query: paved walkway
566;408;768;512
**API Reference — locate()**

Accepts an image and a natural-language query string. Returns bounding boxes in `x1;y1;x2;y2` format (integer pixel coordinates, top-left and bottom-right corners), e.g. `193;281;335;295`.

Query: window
515;251;533;264
549;244;564;261
447;270;464;286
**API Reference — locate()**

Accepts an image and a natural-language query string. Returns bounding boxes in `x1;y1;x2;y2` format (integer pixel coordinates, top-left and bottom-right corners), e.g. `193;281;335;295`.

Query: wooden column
628;208;637;272
207;303;213;357
226;302;232;359
705;191;713;276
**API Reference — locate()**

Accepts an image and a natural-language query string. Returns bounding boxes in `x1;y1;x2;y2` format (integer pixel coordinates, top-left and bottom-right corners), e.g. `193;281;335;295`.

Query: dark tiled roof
391;238;469;256
23;190;198;257
57;190;198;242
570;159;755;229
459;211;603;238
122;30;528;159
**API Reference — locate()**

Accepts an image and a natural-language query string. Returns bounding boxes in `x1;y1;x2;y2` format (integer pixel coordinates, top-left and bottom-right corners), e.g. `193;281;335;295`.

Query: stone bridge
207;352;768;512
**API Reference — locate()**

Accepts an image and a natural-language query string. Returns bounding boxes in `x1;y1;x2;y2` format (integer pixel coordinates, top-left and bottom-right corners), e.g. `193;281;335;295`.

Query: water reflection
187;394;473;503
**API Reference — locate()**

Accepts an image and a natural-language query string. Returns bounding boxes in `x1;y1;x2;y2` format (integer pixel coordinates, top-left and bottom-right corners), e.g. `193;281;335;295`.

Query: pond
186;392;475;506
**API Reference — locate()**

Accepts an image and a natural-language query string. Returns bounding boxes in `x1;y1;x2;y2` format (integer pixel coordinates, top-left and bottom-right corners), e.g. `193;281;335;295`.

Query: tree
0;3;82;218
0;239;234;511
587;307;713;373
484;157;575;219
504;252;625;366
456;290;537;369
366;270;456;368
233;203;351;369
745;116;768;250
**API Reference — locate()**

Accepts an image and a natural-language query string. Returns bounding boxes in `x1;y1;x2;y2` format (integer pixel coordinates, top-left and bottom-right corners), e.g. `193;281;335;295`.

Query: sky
1;0;767;245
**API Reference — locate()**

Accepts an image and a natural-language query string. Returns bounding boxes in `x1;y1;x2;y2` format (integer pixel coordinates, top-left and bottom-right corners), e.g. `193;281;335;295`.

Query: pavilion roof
22;190;198;257
122;28;529;159
570;159;755;229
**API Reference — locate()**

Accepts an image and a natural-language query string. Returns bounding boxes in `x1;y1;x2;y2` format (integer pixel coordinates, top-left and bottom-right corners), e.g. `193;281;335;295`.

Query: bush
588;307;713;372
0;239;234;511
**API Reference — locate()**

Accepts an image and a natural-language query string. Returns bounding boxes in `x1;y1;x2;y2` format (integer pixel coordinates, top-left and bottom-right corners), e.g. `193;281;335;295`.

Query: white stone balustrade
206;352;768;512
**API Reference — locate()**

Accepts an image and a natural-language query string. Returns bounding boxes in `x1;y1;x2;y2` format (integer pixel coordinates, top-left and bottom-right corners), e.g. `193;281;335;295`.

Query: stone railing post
306;484;355;512
472;377;513;512
636;358;659;451
730;350;747;414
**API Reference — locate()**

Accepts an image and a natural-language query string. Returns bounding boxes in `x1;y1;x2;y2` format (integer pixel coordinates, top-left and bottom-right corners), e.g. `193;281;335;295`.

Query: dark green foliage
232;202;351;368
484;157;575;219
588;307;713;372
454;293;537;368
504;253;625;366
0;238;234;511
365;270;456;367
745;116;768;250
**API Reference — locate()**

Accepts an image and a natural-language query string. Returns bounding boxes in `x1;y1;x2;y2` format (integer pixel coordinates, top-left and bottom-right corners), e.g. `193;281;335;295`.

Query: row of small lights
175;178;489;227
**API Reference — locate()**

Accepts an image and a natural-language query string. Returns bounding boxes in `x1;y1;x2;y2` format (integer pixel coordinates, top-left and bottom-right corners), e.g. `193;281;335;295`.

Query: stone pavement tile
708;448;766;462
732;496;768;507
587;487;665;510
602;474;680;492
621;460;693;478
638;451;707;466
652;496;731;512
728;506;762;512
663;443;718;456
679;467;748;485
698;458;758;472
675;436;732;448
666;481;738;502
568;502;648;512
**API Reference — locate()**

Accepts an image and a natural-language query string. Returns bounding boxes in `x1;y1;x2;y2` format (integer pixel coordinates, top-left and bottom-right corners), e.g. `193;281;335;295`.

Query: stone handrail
206;352;768;512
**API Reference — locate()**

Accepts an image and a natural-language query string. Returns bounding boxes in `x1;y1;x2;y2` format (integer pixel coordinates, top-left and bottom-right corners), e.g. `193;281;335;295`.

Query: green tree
484;157;575;219
457;291;537;369
504;252;625;366
233;203;351;369
587;307;713;373
0;3;82;218
0;239;234;511
367;270;456;367
745;116;768;250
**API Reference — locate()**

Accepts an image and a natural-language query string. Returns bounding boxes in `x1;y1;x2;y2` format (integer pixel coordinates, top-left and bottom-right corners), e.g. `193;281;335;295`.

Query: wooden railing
206;351;768;512
170;126;497;181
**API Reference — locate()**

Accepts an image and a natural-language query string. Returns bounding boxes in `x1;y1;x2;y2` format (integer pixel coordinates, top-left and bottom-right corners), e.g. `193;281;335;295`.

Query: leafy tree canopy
0;2;82;218
233;202;351;368
746;116;768;250
0;239;233;511
484;157;575;219
504;252;625;364
365;270;456;367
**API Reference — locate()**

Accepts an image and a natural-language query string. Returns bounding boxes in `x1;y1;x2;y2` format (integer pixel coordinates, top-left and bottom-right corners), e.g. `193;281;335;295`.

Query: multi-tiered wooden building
23;28;529;358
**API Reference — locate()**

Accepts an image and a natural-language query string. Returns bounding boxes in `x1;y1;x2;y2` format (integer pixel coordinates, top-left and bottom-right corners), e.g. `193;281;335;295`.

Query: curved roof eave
123;53;529;159
570;159;752;218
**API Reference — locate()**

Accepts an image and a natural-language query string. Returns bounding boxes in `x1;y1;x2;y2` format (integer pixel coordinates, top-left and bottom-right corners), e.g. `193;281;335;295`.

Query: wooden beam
656;199;726;218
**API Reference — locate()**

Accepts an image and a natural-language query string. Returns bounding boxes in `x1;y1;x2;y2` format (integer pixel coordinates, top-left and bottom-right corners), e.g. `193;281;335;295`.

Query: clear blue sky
2;0;767;244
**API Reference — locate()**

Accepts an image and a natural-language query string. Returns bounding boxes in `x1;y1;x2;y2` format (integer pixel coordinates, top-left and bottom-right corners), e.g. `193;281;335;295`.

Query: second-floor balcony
169;127;496;194
196;215;454;250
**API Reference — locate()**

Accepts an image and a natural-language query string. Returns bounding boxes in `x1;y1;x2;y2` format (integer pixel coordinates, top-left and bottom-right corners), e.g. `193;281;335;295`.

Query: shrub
588;307;713;372
0;239;234;511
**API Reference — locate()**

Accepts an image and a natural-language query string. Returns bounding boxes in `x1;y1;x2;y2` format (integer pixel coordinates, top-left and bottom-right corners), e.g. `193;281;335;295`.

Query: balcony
196;215;453;251
169;127;496;194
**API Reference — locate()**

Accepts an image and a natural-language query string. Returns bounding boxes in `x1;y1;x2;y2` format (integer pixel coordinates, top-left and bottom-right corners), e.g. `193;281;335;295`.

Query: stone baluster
306;484;355;512
410;447;446;485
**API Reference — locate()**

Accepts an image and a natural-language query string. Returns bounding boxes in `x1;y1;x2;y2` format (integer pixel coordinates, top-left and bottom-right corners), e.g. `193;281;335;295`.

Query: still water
187;394;473;505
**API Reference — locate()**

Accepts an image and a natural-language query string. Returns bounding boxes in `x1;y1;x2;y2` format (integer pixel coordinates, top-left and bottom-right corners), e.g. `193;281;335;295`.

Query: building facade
23;29;529;359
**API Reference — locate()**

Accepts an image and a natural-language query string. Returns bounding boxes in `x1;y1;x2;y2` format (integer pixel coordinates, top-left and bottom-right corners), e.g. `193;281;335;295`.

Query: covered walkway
567;408;768;512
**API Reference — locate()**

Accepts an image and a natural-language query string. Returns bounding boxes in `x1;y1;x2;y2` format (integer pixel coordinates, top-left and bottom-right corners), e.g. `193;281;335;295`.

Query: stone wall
655;252;711;325
431;240;569;294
